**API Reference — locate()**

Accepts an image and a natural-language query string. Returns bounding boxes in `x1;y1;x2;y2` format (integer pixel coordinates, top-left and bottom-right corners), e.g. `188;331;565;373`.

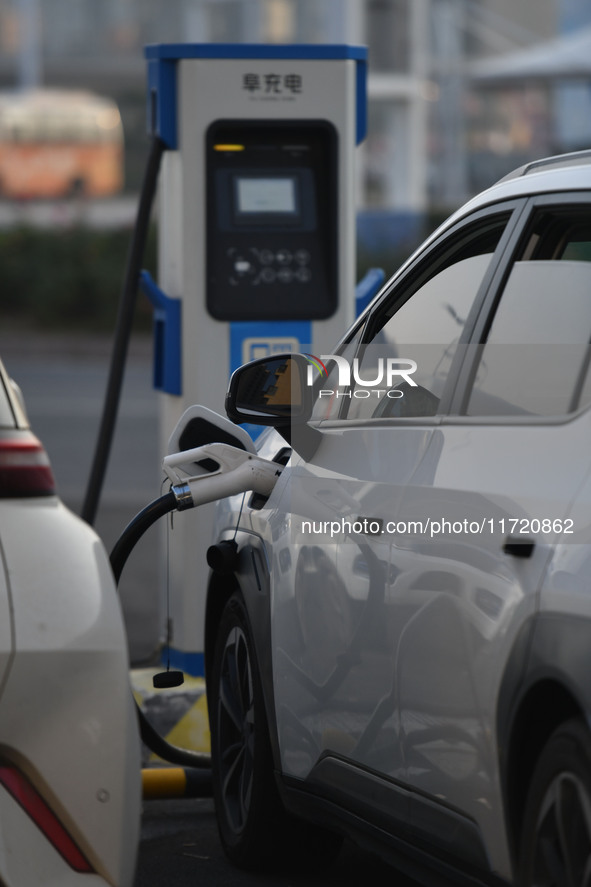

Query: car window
325;214;511;421
466;207;591;417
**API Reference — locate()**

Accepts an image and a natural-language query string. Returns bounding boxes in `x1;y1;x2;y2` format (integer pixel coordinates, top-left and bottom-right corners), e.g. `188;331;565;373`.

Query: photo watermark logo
304;353;418;400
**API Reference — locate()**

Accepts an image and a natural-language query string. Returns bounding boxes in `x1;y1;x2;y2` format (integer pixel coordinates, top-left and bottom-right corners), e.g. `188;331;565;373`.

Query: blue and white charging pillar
144;43;368;676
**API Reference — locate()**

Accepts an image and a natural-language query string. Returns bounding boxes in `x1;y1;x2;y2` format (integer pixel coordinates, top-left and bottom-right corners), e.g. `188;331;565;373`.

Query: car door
389;196;591;873
268;202;523;828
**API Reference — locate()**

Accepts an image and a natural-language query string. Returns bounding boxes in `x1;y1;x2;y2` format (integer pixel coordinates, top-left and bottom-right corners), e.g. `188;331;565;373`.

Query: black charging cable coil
111;491;212;770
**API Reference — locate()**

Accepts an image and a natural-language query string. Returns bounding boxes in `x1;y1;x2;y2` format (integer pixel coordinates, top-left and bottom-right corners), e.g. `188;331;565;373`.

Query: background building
0;0;588;232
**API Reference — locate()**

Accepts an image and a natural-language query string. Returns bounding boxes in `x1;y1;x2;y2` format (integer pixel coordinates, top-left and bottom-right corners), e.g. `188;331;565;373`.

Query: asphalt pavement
134;798;416;887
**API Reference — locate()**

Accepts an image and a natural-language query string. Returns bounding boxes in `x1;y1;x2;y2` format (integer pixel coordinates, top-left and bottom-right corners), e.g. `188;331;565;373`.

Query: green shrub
0;210;447;333
0;225;156;332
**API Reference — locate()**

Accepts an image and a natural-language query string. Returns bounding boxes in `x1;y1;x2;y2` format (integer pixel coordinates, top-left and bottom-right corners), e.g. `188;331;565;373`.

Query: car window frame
0;363;20;429
449;193;591;424
316;198;528;427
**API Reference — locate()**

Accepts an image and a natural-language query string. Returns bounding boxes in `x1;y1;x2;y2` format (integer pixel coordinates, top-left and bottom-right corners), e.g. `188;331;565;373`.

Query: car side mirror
225;353;313;426
225;353;320;457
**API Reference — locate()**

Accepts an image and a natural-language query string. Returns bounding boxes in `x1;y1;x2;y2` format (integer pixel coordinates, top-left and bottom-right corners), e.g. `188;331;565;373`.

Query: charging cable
111;442;282;767
82;135;165;526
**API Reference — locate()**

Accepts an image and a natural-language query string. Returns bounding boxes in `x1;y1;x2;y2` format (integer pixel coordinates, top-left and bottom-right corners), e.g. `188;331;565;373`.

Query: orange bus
0;89;124;199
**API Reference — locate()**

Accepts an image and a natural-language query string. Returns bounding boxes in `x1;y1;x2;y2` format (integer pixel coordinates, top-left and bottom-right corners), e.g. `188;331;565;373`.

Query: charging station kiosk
144;43;368;676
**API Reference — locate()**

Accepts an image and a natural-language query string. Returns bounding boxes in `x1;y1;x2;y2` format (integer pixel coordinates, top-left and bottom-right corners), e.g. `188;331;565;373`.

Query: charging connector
164;442;283;510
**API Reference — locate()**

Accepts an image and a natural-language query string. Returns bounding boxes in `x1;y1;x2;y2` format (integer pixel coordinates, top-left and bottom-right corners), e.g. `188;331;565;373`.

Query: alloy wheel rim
216;625;255;836
531;771;591;887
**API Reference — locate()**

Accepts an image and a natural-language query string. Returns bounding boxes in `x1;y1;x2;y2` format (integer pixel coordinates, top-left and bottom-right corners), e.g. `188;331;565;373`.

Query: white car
0;359;140;885
206;149;591;886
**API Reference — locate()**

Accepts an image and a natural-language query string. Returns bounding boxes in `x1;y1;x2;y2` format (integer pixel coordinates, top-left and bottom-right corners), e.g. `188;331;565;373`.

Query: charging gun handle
162;443;283;510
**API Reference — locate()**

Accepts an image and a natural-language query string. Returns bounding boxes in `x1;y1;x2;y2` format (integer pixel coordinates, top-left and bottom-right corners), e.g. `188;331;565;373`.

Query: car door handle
502;536;535;558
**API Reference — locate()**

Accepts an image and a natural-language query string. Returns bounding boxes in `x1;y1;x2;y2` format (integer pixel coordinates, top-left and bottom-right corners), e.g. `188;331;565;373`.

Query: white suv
0;358;140;886
207;150;591;886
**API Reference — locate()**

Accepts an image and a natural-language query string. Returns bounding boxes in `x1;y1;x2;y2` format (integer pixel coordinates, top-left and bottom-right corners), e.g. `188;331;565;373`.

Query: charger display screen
236;177;296;215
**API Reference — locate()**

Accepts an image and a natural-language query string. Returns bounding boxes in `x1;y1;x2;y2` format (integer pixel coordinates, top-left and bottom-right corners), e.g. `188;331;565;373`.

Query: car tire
519;718;591;887
210;591;342;870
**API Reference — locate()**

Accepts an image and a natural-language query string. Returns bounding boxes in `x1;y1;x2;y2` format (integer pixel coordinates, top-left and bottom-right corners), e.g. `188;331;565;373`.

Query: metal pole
409;0;429;212
17;0;42;89
432;0;468;207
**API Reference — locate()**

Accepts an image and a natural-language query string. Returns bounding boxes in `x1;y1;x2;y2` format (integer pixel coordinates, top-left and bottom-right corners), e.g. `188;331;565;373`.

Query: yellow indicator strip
213;143;245;151
142;767;212;799
130;669;210;766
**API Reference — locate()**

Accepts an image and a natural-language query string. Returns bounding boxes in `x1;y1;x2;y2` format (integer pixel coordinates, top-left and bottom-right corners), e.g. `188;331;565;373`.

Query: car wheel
210;591;342;870
212;591;301;869
519;719;591;887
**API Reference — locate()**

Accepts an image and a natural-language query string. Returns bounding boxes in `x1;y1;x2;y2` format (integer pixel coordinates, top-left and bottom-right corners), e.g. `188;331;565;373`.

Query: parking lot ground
135;798;418;887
